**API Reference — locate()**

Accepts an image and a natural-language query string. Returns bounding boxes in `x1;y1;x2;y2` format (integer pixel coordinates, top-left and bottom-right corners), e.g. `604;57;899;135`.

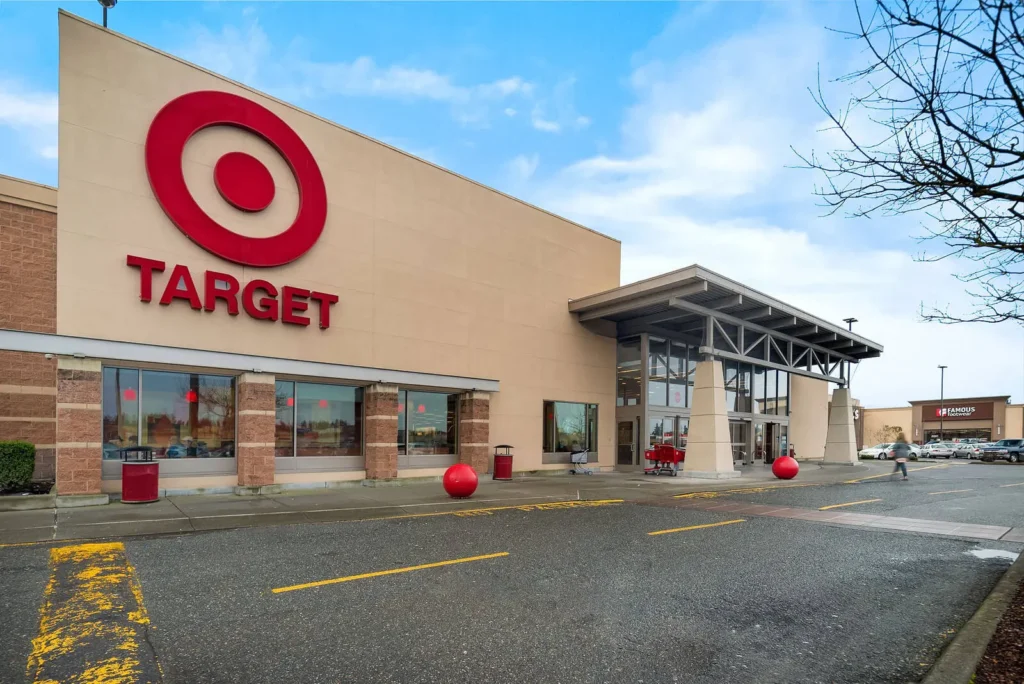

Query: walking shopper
891;434;910;480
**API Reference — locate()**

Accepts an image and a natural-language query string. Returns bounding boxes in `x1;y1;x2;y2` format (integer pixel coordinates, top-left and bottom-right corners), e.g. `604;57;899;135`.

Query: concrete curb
921;551;1024;684
0;490;55;511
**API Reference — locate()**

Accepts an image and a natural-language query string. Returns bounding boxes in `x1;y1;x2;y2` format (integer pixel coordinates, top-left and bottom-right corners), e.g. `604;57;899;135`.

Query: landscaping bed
0;480;54;496
975;579;1024;684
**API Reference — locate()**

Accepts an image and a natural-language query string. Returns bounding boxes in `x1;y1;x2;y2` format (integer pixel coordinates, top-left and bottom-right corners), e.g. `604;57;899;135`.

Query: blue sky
1;1;1022;410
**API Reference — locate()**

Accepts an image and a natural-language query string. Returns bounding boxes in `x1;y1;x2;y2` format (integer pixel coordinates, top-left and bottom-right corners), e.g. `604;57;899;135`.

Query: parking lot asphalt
3;474;1023;684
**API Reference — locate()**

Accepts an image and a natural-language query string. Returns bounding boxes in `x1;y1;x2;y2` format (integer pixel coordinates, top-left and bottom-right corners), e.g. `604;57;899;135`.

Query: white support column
823;386;858;465
789;375;829;461
683;359;740;479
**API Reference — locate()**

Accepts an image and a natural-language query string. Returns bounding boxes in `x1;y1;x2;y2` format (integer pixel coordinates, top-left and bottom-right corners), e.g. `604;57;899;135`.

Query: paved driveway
2;463;1022;684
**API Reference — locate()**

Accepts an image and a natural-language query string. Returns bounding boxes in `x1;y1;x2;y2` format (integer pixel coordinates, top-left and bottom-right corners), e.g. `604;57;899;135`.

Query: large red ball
772;455;799;480
443;463;479;498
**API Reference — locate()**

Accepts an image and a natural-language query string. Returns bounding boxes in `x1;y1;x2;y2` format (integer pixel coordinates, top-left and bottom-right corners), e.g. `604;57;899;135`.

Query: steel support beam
702;347;842;384
704;294;743;310
576;281;708;321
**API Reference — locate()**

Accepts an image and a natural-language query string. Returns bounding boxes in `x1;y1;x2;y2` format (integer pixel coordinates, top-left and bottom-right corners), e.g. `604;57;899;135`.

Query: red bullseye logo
145;91;327;267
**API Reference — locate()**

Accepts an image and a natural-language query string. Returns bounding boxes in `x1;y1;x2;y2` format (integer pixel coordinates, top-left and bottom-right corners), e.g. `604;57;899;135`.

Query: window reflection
543;401;598;452
736;363;752;413
405;391;457;455
275;381;295;457
648;337;668;407
616;338;642;407
295;383;362;456
102;368;139;460
139;370;235;458
668;343;687;408
724;361;738;412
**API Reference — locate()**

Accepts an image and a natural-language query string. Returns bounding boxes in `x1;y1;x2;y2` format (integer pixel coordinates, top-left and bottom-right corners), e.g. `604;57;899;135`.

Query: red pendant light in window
417;404;426;413
123;388;137;401
185;390;198;403
319;399;328;408
398;403;405;413
286;397;294;407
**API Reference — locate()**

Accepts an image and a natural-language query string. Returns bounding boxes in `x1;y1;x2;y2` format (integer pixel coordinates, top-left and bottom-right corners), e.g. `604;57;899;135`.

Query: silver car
953;442;983;459
923;442;955;458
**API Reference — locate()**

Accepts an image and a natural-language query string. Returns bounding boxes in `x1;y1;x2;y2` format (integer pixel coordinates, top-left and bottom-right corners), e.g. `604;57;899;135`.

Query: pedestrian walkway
672;497;1023;543
0;462;875;546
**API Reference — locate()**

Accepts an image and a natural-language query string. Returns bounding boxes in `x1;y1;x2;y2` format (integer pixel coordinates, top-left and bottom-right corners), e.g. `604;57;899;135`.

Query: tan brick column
55;357;102;496
236;373;276;488
364;384;398;480
458;391;490;474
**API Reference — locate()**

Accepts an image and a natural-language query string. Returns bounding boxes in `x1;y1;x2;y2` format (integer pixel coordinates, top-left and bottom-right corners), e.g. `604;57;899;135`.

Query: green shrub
0;441;36;491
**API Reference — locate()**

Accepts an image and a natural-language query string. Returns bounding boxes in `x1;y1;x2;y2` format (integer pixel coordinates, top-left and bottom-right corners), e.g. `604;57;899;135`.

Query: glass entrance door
617;421;635;465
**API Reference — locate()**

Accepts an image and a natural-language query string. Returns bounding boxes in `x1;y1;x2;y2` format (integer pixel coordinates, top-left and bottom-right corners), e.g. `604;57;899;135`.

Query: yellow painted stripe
928;489;974;495
818;498;882;510
648;519;746;536
999;482;1024;488
377;498;624;521
26;542;159;683
272;552;510;594
845;463;952;483
673;483;815;499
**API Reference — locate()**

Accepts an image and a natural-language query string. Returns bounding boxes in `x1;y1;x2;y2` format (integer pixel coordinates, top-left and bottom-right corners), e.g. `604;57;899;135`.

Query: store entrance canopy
569;265;883;384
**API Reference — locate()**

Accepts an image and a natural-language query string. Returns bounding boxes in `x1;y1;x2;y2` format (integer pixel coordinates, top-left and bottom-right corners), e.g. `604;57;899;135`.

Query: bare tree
801;0;1024;323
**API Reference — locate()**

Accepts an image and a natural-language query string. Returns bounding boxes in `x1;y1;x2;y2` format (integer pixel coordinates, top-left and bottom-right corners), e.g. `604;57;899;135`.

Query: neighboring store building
0;13;883;499
860;397;1024;446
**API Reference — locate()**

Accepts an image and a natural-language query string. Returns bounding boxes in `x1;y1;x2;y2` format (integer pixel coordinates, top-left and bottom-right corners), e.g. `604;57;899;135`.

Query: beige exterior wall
1006;405;1024;439
56;13;620;472
789;376;828;460
861;407;912;446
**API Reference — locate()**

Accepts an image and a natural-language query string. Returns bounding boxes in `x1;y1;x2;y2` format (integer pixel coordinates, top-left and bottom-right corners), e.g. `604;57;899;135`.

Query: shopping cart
569;449;594;475
644;444;685;476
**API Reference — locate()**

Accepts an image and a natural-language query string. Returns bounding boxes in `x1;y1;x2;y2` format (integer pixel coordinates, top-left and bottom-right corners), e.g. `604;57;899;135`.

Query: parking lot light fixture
938;365;948;441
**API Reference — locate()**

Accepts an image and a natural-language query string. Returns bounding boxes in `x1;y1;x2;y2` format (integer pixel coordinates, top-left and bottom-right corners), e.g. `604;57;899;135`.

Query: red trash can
493;444;513;481
120;446;159;504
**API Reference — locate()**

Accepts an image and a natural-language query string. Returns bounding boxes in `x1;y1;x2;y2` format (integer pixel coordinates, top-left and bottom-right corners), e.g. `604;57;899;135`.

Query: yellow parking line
648;519;746;536
272;552;510;594
846;463;952;483
380;499;624;521
673;483;815;499
1000;482;1024;488
928;489;974;495
26;542;159;683
819;498;882;510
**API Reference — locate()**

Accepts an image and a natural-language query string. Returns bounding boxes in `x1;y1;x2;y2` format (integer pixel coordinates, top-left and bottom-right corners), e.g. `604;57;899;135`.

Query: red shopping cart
644;443;685;476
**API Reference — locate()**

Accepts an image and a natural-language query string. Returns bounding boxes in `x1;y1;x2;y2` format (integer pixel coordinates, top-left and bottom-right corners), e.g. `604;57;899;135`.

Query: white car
953;442;984;459
859;443;921;460
922;442;955;458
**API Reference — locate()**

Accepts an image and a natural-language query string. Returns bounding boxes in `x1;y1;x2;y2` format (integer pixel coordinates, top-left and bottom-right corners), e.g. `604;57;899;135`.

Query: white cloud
506;153;539;184
526;9;1024;407
529;77;590;134
0;82;58;160
531;105;561;133
504;107;518;117
180;18;532;127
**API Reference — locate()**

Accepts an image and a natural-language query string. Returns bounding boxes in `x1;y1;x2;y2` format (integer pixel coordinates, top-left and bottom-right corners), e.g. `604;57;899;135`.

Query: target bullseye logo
145;90;327;267
129;90;339;330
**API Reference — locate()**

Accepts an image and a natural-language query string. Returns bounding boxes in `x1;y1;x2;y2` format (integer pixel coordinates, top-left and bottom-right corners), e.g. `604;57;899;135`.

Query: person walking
891;433;910;480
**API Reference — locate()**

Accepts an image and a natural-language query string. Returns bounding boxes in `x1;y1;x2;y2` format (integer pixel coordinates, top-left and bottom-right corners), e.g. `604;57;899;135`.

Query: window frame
272;379;366;472
542;400;599;464
397;389;460;469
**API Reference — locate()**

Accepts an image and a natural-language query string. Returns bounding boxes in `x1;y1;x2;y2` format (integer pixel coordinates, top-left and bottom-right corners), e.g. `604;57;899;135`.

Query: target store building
0;13;883;501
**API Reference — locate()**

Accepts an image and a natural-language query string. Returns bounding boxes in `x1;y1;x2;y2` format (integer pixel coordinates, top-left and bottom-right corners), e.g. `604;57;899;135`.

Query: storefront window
764;369;779;416
752;366;766;414
275;381;295;457
139;370;235;458
616;338;642;407
736;363;753;413
729;420;749;461
295;383;362;456
403;391;457;455
102;368;140;459
724;360;738;412
544;401;598;452
648;337;668;406
777;371;790;416
668;343;687;408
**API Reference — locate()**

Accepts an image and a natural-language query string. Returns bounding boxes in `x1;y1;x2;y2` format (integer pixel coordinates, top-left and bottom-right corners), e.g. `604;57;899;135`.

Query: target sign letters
128;91;338;329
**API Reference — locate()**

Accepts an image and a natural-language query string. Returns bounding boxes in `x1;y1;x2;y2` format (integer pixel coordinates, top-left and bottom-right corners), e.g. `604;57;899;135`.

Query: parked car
859;443;921;460
859;443;892;459
953;442;983;459
922;442;956;458
980;439;1024;463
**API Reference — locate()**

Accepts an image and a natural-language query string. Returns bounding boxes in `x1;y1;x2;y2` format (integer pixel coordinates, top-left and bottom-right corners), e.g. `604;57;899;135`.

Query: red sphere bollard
443;463;479;498
772;455;799;480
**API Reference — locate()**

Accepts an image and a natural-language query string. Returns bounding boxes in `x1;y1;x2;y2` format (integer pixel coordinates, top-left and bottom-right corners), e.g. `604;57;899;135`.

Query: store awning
569;264;883;383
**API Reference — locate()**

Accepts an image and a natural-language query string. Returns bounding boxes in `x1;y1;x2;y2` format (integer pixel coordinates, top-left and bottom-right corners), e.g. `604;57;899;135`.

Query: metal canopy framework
568;265;883;385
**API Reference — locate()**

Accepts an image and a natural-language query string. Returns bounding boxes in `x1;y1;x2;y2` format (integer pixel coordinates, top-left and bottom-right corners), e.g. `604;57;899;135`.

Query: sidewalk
0;461;874;546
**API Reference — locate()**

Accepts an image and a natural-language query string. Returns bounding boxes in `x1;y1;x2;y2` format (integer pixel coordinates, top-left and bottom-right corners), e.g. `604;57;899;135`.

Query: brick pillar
236;373;276;488
55;357;102;496
458;391;490;474
364;384;398;480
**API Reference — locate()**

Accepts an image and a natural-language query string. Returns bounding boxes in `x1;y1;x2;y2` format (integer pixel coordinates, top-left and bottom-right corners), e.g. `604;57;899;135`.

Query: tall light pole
842;319;858;389
98;0;116;28
938;365;948;441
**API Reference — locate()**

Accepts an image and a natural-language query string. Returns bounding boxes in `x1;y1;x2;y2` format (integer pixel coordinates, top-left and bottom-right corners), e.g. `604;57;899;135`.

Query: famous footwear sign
127;91;338;329
922;402;994;421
